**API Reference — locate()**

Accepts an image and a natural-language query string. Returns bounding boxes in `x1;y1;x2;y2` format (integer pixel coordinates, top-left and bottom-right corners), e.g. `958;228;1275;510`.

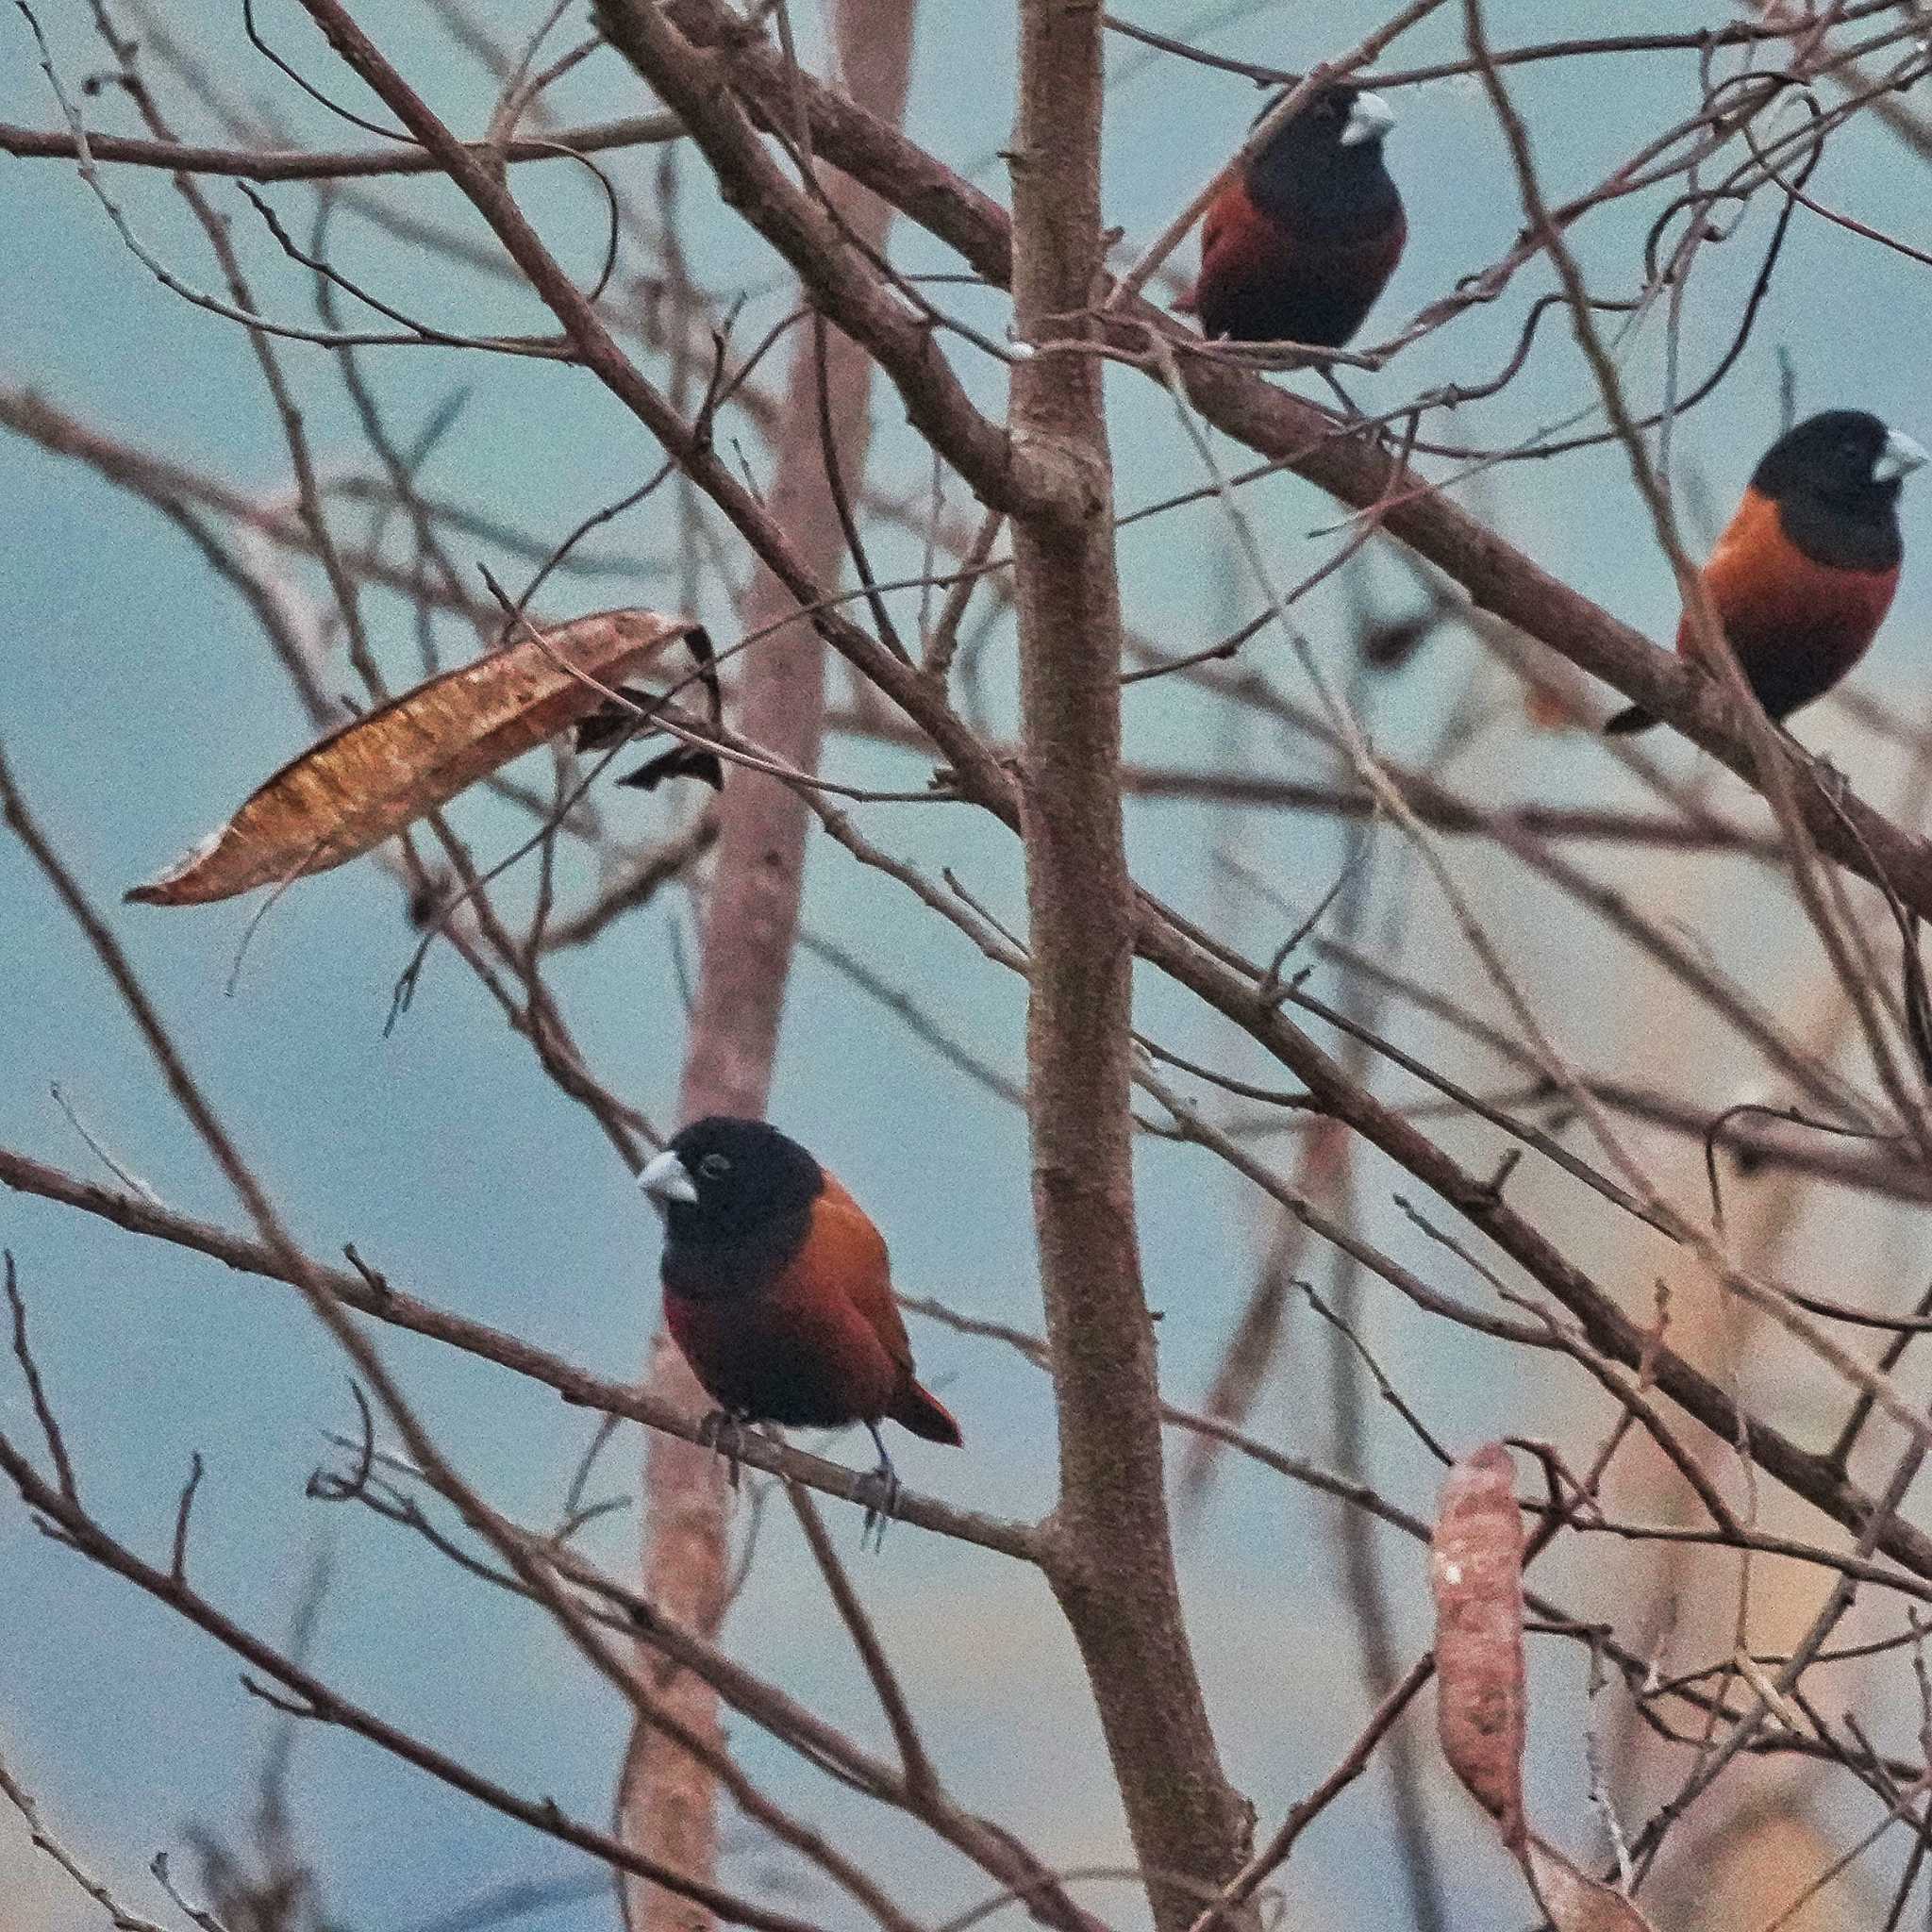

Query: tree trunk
1005;6;1256;1927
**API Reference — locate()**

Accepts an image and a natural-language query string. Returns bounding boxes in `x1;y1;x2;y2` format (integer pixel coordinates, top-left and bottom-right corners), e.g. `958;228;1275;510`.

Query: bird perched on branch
640;1117;960;1535
1606;409;1925;735
1181;81;1405;350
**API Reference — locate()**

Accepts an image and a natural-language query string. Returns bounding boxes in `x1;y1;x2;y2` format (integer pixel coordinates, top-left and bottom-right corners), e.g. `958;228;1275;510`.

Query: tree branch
666;7;1932;923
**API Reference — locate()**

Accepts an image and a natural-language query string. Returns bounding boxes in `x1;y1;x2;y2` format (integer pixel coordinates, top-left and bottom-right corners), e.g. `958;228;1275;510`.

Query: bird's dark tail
891;1378;963;1446
1604;704;1657;736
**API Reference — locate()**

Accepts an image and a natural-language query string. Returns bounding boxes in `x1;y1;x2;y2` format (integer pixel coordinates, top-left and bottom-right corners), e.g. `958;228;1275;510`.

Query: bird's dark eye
698;1153;730;1180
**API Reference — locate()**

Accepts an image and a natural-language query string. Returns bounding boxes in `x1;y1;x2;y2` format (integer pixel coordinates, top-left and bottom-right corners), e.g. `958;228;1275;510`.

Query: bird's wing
798;1173;917;1375
1200;191;1233;267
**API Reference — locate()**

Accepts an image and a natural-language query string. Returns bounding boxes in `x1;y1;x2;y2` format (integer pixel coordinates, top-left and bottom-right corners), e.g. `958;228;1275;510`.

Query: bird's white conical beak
1875;428;1928;485
640;1150;698;1208
1340;91;1396;148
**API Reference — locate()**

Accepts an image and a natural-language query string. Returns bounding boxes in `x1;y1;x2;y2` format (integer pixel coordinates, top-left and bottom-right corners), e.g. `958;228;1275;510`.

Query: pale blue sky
6;4;1928;1928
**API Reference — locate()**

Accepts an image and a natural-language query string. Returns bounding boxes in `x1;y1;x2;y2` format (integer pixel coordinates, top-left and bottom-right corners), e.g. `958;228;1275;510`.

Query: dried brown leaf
1524;681;1589;732
1525;1838;1659;1932
127;609;700;907
1429;1441;1527;1853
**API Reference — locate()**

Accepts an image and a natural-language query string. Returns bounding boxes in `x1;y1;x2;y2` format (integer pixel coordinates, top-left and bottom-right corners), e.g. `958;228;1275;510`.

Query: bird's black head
1245;82;1399;225
641;1116;824;1257
1751;409;1924;573
1754;410;1925;515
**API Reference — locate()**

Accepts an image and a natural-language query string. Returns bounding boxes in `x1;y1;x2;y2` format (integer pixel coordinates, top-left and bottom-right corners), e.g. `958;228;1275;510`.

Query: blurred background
7;3;1932;1928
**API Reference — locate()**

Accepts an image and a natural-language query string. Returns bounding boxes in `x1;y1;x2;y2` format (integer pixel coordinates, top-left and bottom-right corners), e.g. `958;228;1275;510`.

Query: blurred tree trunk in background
618;6;919;1925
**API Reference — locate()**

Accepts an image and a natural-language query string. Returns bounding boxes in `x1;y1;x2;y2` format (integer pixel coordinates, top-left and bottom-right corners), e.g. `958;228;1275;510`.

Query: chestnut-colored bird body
664;1171;958;1440
641;1118;960;1451
1187;82;1405;349
1607;409;1923;734
1681;484;1898;718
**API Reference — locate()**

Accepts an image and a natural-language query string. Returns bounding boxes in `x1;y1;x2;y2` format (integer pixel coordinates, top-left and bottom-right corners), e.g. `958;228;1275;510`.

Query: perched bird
640;1117;960;1526
1607;409;1925;735
1182;81;1405;349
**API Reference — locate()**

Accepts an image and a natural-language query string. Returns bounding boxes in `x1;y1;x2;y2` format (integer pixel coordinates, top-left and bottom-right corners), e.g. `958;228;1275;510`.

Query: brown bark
1005;6;1255;1927
619;8;918;1929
